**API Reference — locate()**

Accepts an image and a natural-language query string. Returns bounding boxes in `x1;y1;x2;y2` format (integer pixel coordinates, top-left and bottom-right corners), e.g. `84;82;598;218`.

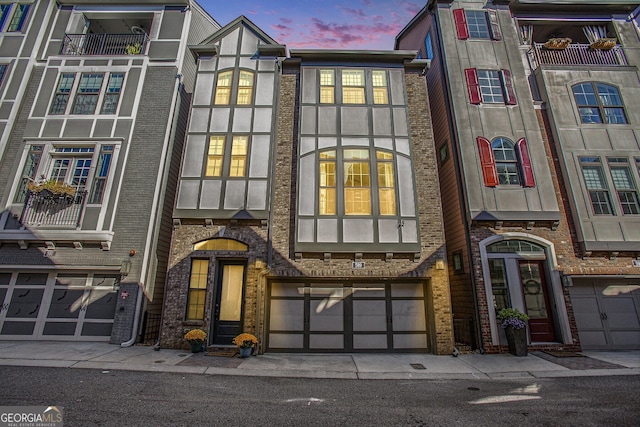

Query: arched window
193;238;248;251
572;82;627;124
492;138;520;185
214;70;232;105
237;71;254;105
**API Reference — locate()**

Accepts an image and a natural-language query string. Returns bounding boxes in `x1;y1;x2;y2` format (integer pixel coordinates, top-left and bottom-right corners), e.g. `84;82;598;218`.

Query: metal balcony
60;33;148;56
530;43;628;68
20;190;87;228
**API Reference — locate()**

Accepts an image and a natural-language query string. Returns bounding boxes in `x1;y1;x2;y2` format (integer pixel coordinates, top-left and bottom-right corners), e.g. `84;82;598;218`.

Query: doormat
542;350;584;358
206;348;238;358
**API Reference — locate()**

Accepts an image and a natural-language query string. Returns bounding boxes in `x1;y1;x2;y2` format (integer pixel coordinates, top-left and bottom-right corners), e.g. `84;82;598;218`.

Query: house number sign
352;261;365;269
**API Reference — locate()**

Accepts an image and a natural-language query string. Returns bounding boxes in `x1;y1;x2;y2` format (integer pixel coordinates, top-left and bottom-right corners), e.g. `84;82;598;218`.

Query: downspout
429;5;484;353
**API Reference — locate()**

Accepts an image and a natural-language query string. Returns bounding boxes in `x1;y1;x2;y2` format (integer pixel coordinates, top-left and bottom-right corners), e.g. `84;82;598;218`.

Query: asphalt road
1;367;638;426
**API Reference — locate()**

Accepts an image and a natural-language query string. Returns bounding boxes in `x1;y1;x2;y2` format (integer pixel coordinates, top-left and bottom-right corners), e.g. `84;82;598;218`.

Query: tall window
206;136;225;176
72;73;104;115
492;138;520;185
453;8;502;40
50;73;75;115
0;4;10;29
101;73;124;114
465;68;516;105
90;145;113;204
187;259;208;320
572;82;627;124
465;10;491;38
344;149;371;215
237;71;254;105
342;70;365;104
372;70;388;104
580;157;613;215
5;3;30;32
15;145;43;203
230;136;248;177
320;69;335;104
319;150;336;215
0;64;8;86
608;157;639;214
214;71;232;105
376;151;396;215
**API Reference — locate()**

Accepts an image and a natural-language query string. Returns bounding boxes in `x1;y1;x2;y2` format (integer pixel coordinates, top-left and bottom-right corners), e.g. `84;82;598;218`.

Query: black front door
211;263;245;346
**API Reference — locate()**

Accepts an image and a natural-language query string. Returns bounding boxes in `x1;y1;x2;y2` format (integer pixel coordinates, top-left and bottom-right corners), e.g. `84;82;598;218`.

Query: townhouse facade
397;0;640;352
160;16;455;354
0;0;220;344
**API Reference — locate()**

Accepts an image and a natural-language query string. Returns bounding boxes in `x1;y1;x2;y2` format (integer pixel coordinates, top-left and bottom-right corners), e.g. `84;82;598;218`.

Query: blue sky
197;0;423;50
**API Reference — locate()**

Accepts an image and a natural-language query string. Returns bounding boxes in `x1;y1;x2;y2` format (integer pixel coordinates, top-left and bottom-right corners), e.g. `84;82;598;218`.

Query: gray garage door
569;279;640;350
267;280;429;352
0;272;118;341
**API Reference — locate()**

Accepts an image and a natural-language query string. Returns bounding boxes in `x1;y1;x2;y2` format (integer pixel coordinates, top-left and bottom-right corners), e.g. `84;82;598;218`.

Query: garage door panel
392;300;426;331
602;297;640;329
81;322;113;337
269;300;304;331
84;291;117;319
611;331;640;348
572;297;605;329
269;333;303;348
6;289;44;318
391;283;424;297
47;290;83;318
309;334;343;349
1;321;36;335
393;333;428;349
577;330;609;348
310;300;343;331
353;334;387;349
43;322;77;336
353;300;386;331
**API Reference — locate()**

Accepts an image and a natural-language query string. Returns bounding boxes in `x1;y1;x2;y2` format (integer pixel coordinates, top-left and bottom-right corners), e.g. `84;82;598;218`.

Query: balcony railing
60;33;148;56
20;190;87;228
530;43;628;68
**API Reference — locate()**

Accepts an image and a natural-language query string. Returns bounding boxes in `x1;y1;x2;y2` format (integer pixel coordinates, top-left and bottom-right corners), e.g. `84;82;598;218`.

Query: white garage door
0;271;118;341
267;280;429;352
569;279;640;350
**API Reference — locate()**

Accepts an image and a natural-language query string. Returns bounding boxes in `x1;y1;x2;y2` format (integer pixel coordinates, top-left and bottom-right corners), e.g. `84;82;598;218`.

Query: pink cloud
284;17;403;49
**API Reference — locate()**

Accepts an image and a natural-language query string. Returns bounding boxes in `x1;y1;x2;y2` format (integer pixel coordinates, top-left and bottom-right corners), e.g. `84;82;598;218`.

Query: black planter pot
505;326;528;357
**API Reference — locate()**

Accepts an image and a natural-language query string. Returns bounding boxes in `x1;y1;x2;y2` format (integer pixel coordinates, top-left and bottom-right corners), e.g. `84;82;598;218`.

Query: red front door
519;261;557;342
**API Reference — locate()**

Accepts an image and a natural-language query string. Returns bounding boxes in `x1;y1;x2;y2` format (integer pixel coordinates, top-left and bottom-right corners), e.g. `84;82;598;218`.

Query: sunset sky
198;0;424;50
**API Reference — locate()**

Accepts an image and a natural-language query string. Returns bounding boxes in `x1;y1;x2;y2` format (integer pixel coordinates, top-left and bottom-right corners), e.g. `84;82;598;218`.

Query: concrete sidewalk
0;341;638;380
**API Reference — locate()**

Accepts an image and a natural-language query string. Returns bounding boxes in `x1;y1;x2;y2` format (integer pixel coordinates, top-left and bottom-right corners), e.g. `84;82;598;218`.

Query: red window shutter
487;9;502;40
465;68;482;104
516;138;535;187
500;69;517;105
453;9;469;40
477;137;498;187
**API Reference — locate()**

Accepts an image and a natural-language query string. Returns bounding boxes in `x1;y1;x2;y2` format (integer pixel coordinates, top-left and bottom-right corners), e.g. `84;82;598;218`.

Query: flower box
590;38;617;50
543;37;572;50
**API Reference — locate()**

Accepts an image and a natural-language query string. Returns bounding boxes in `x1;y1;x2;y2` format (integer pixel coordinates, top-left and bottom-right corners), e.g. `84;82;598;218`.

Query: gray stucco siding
181;134;206;177
232;108;252;132
248;134;270;178
119;67;142;117
302;68;317;104
318;107;337;134
298;154;315;216
63;119;93;137
219;28;239;55
189;107;210;132
177;180;199;209
158;9;185;39
147;41;180;60
200;180;222;210
247;180;267;210
301;106;316;134
193;73;214;105
341;107;368;135
255;73;275;106
209;107;230;132
223;180;246;209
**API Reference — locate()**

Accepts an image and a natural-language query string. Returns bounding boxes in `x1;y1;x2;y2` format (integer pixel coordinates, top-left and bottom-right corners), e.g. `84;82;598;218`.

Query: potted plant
496;308;529;357
232;333;258;358
184;329;207;353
